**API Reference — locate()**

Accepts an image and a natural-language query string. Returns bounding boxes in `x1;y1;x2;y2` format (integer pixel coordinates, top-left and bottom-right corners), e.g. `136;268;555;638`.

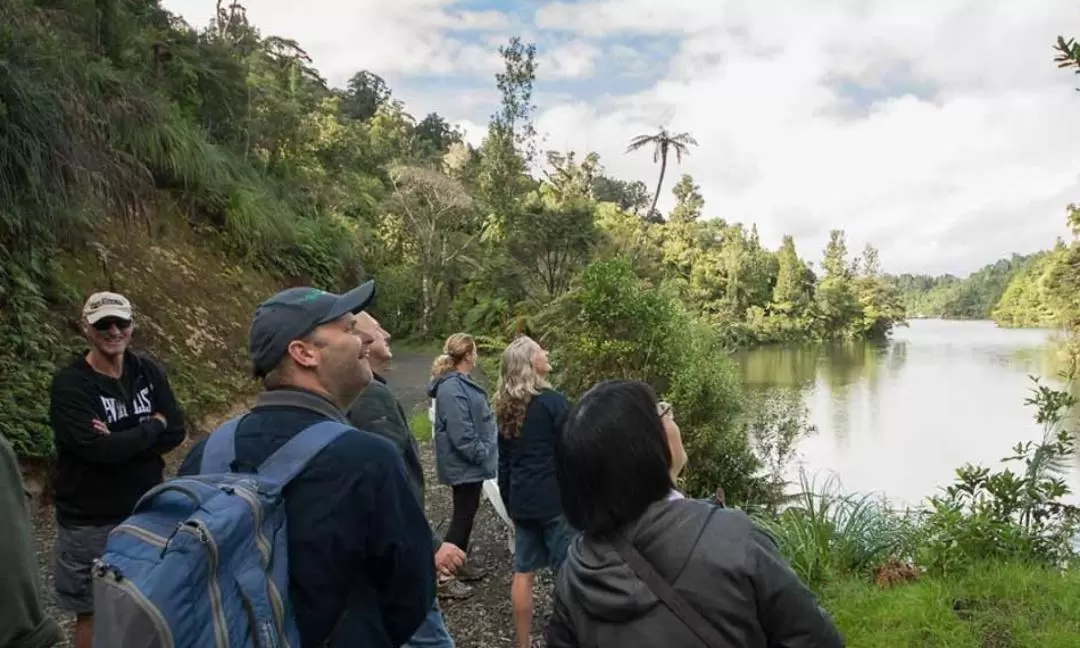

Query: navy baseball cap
248;280;375;378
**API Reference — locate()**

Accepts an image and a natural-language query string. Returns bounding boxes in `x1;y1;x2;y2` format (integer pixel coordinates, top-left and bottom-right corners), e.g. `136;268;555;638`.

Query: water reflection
735;320;1080;508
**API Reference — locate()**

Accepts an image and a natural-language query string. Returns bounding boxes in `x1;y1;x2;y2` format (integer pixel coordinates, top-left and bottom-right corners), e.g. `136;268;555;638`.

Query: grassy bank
759;475;1080;646
822;563;1080;647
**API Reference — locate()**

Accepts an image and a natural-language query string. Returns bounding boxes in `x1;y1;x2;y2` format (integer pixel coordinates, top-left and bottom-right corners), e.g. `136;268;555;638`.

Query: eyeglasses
657;401;673;418
92;318;132;332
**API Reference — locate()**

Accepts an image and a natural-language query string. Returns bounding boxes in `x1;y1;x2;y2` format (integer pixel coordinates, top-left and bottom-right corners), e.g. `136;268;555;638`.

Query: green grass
409;407;433;443
755;473;918;590
822;562;1080;647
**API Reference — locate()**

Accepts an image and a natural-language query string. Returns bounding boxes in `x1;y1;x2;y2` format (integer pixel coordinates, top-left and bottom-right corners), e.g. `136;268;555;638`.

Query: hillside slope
5;205;281;473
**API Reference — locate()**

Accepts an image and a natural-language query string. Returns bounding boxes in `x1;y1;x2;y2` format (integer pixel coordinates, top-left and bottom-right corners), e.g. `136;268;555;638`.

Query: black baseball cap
248;280;375;378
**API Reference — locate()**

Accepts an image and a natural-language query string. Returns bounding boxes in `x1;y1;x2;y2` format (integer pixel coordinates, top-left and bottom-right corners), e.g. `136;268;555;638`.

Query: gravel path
31;350;545;647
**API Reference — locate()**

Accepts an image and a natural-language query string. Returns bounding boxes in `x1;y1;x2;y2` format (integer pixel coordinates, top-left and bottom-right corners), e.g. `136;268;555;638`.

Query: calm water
735;319;1080;508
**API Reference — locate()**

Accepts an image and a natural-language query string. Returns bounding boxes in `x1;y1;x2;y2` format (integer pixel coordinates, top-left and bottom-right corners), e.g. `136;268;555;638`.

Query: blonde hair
431;333;476;379
493;336;551;438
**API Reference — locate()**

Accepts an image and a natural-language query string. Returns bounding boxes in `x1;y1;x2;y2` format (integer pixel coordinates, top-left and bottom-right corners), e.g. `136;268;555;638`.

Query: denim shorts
514;515;574;574
54;523;116;614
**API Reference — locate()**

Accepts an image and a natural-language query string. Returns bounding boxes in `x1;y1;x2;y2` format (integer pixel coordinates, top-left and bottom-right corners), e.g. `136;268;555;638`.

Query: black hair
556;379;674;539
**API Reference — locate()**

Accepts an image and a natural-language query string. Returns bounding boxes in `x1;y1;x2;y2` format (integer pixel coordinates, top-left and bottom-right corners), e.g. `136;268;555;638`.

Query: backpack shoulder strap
610;508;728;648
199;415;244;474
257;420;355;492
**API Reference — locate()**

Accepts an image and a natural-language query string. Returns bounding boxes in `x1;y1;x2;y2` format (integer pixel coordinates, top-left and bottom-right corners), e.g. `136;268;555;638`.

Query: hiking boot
456;559;487;582
437;577;473;600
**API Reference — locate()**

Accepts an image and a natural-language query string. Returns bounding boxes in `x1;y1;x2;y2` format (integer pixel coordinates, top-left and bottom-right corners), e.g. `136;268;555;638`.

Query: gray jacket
427;371;498;486
347;374;442;553
545;498;844;648
0;436;61;648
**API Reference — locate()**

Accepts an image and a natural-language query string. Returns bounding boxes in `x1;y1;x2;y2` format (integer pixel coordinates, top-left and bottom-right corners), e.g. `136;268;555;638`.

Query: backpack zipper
231;484;292;648
112;523;168;547
180;520;231;648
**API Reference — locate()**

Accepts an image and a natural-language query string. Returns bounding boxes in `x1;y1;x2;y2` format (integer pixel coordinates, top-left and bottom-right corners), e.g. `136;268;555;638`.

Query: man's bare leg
74;614;93;648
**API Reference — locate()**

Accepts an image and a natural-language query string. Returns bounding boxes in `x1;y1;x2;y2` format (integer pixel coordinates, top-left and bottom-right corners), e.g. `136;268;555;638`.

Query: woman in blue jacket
427;333;498;584
493;335;574;648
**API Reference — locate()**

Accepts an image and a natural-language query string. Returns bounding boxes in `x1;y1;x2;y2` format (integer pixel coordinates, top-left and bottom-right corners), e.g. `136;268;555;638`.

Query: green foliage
539;258;768;504
0;260;78;457
822;562;1080;647
756;473;919;590
917;376;1079;576
992;245;1075;328
890;253;1044;321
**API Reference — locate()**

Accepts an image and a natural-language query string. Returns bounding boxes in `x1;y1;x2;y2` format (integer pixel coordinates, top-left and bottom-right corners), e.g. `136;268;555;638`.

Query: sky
161;0;1080;276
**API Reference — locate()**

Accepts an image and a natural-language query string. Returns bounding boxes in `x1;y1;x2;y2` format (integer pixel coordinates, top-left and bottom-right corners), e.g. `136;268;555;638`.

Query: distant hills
886;245;1071;328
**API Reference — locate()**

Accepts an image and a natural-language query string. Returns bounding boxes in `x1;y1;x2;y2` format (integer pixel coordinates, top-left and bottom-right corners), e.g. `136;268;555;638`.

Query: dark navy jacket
178;388;435;648
497;389;570;522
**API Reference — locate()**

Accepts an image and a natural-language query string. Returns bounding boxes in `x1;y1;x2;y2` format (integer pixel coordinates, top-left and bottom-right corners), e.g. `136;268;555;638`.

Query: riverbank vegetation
887;253;1043;321
763;376;1080;646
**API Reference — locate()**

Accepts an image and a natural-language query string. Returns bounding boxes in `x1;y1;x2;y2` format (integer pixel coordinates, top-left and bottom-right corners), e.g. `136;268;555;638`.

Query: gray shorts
54;523;115;615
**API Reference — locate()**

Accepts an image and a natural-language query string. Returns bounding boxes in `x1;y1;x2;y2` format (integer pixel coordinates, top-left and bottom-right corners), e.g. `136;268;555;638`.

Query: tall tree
815;229;860;336
340;70;391;121
384;166;480;337
626;127;698;220
592;176;650;217
772;235;809;315
477;37;537;233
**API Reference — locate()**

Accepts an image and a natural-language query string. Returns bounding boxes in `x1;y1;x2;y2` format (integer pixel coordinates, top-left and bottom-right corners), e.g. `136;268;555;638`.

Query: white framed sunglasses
657;401;673;418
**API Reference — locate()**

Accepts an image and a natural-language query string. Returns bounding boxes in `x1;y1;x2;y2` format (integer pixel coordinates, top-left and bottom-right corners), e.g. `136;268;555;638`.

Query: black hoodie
49;350;187;527
545;497;844;648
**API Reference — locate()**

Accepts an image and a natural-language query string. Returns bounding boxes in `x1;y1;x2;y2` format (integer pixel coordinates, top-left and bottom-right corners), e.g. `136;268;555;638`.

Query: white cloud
538;40;602;80
454;119;489;148
533;0;1080;274
161;0;507;84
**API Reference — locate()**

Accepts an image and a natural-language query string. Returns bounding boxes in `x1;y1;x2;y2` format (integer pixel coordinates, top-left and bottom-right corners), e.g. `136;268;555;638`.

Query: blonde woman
493;336;573;648
427;333;498;586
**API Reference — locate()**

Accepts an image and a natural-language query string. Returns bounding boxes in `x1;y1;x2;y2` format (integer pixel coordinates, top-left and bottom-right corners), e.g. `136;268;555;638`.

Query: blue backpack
92;417;353;648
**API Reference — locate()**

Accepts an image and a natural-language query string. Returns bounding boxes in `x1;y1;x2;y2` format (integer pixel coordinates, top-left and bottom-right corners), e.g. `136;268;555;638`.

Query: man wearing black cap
178;281;435;648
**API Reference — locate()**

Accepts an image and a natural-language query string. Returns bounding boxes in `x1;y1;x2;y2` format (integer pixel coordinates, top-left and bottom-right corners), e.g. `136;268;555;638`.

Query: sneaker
456;559;487;582
437;577;474;600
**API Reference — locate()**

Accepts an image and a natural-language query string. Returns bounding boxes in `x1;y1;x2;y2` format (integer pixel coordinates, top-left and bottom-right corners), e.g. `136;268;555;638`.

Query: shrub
917;375;1079;576
541;259;764;504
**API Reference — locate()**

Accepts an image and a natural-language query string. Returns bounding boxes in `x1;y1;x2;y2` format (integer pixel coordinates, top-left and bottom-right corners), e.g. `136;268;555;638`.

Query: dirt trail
31;349;532;648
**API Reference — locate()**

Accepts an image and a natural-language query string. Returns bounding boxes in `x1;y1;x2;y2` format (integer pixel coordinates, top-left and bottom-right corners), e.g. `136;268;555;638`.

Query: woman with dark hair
546;380;844;648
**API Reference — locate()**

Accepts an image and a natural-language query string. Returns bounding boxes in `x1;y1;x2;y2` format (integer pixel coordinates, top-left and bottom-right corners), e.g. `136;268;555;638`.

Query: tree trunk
420;272;432;338
649;154;668;220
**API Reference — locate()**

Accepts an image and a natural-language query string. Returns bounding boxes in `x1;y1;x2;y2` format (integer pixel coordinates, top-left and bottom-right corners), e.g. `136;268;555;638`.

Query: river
735;318;1080;508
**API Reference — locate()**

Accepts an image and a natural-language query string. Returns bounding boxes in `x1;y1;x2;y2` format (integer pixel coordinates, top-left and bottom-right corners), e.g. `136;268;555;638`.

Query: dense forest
889;234;1080;330
0;0;910;341
886;253;1045;322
